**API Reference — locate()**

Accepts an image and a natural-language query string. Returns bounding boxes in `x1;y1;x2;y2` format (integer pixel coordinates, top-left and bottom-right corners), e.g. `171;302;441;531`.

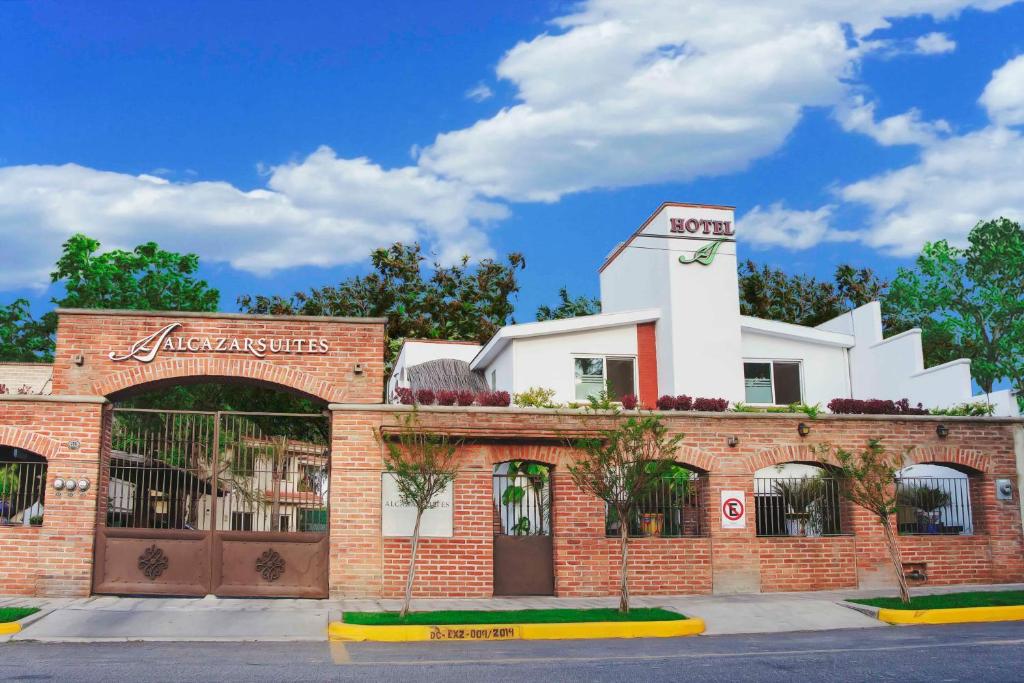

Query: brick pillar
708;474;761;593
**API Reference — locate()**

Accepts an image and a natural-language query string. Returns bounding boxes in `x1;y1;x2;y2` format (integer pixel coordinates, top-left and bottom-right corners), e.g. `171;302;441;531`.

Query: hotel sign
669;217;734;237
109;322;330;363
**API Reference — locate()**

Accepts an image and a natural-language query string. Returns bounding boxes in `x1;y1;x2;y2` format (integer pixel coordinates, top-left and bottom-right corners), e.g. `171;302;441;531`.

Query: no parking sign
720;490;746;529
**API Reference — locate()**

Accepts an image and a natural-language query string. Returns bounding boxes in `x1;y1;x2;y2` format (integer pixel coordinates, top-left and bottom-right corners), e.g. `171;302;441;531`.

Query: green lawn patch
343;607;686;626
0;607;39;623
851;590;1024;611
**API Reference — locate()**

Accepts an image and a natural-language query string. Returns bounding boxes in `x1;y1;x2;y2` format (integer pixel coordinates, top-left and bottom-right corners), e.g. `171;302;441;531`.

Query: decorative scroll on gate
93;409;330;598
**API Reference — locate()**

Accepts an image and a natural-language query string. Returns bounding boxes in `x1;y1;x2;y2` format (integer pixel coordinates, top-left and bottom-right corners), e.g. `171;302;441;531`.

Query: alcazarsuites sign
109;323;330;363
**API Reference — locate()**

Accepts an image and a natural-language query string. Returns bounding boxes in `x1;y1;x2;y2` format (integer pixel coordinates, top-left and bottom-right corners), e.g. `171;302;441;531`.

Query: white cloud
0;147;506;290
980;54;1024;125
836;95;951;146
913;32;957;54
840;126;1024;254
739;203;857;250
465;82;494;102
417;0;1015;202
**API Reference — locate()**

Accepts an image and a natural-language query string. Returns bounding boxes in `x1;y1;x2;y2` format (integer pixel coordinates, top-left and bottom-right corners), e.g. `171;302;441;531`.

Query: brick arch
905;446;990;474
0;425;62;461
672;446;715;474
94;358;345;403
748;444;834;474
486;444;570;468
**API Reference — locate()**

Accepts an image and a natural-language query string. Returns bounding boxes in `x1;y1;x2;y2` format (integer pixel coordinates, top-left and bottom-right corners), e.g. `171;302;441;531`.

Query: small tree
567;415;681;613
818;439;910;604
380;410;461;618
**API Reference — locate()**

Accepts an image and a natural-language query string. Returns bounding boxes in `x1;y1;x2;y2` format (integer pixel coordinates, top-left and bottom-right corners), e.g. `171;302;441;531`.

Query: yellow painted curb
0;622;22;636
877;604;1024;625
329;618;704;642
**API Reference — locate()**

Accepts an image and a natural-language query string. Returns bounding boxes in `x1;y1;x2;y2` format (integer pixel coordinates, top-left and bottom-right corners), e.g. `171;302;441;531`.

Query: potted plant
774;476;825;537
0;464;20;525
897;484;950;533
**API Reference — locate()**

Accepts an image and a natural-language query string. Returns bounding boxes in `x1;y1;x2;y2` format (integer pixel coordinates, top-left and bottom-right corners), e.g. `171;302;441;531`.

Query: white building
390;202;1019;416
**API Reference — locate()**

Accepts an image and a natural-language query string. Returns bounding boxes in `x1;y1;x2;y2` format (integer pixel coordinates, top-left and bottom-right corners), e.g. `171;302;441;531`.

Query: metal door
93;409;329;598
492;462;554;596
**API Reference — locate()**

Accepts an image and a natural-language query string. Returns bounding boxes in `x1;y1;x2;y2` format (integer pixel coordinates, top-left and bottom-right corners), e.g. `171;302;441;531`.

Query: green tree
536;287;601;321
567;414;681;613
380;410;461;618
0;233;220;362
887;218;1024;400
817;439;910;605
239;242;525;368
0;299;54;362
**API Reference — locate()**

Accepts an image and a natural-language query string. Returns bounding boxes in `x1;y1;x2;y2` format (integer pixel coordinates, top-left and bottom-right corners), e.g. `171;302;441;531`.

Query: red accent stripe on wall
637;322;659;409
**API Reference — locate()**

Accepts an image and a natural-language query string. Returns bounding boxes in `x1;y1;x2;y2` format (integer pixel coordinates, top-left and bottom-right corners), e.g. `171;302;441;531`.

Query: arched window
896;464;974;536
605;463;706;538
0;447;48;527
755;463;845;537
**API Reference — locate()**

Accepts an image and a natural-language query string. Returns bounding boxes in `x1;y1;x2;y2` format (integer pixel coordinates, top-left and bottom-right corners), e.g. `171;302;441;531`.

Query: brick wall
328;406;1024;599
52;310;385;403
0;398;106;596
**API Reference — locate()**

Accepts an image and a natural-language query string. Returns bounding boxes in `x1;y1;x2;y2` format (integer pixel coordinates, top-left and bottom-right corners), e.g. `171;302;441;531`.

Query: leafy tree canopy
239;242;525;366
887;217;1024;398
0;299;54;362
536;287;601;321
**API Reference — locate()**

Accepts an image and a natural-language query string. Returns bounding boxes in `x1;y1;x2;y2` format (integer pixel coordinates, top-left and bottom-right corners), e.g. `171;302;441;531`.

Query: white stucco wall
600;204;744;402
507;324;639;404
0;363;53;395
740;330;850;407
485;342;515;393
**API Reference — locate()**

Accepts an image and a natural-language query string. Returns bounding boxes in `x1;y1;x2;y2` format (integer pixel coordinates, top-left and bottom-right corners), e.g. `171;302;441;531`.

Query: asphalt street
2;621;1023;682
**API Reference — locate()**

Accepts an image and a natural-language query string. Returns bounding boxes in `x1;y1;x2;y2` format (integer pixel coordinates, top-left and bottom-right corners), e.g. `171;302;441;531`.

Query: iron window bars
0;452;47;527
895;476;974;535
755;476;845;537
604;472;706;538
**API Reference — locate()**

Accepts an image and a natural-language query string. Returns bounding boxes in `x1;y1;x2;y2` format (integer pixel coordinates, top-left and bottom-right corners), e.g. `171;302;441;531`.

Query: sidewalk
3;583;1022;642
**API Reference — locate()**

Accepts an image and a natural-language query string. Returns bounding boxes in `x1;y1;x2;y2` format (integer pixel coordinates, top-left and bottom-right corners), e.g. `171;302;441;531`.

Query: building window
574;356;636;402
231;512;253;531
0;450;47;527
896;465;975;536
743;361;802;405
279;515;290;532
754;467;845;537
605;466;705;537
491;369;497;390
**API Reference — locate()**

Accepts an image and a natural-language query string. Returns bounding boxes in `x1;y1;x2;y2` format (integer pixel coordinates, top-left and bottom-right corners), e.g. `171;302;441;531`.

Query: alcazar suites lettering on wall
108;322;330;363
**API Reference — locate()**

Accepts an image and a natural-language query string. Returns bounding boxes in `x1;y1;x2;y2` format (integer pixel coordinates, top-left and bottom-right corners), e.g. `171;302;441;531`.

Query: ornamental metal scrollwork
137;544;169;580
256;548;286;582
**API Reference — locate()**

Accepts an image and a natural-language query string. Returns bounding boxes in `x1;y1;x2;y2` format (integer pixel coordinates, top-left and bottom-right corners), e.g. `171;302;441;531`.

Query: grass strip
343;607;685;626
0;607;39;623
851;590;1024;611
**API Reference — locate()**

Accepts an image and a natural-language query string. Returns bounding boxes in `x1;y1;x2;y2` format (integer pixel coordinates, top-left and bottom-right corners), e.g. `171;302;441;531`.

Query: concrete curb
0;622;22;636
876;605;1024;625
328;618;705;642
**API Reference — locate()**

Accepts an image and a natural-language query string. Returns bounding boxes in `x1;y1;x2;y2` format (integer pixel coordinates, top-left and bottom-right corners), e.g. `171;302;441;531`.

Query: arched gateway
51;309;386;598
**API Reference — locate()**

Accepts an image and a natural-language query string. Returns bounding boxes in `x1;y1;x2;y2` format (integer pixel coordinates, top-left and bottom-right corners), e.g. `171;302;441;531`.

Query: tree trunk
881;515;911;604
401;511;424;619
618;507;630;614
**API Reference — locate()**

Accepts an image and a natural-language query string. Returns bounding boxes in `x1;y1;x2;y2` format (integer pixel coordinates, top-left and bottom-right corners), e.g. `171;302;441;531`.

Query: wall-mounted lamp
936;423;949;439
797;422;811;438
726;435;740;448
72;354;84;366
353;363;364;376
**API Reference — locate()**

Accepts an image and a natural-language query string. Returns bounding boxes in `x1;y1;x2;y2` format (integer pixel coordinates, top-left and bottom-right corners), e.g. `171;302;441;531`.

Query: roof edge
56;308;388;324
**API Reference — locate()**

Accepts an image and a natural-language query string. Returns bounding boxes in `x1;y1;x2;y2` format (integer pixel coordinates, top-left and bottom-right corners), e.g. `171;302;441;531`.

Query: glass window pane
606;358;635;401
744;362;773;403
772;362;802;405
575;357;604;401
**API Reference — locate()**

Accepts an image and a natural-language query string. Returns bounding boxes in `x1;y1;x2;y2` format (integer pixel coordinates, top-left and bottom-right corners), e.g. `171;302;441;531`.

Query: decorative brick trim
673;445;715;473
0;425;62;460
748;444;834;473
484;444;570;468
93;358;345;403
906;446;990;473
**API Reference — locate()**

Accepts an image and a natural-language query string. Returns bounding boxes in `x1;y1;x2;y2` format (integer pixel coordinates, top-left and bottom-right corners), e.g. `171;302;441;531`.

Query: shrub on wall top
455;390;476;406
435;390;458;406
654;394;728;412
827;398;928;415
414;388;436;405
477;390;511;407
395;387;415;405
620;394;638;410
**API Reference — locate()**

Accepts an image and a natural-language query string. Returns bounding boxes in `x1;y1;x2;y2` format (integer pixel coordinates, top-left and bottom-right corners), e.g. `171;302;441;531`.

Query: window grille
896;476;973;535
755;476;845;536
0;452;47;527
605;471;706;538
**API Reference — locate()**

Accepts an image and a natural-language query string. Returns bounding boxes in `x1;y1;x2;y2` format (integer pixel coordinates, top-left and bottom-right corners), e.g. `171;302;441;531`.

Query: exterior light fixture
797;422;811;438
726;435;740;448
77;479;90;492
936;424;949;439
52;478;65;491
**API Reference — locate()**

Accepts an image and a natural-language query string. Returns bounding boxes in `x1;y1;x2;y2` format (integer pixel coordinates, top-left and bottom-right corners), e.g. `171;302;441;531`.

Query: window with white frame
574;356;636;402
743;361;802;405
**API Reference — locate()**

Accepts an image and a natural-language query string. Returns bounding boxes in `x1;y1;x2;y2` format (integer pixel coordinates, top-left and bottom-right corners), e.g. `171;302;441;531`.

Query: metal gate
93;409;330;598
492;462;554;596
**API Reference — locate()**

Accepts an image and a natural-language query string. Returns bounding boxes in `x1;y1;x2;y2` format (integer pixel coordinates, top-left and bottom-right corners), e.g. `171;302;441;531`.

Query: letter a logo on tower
109;323;182;363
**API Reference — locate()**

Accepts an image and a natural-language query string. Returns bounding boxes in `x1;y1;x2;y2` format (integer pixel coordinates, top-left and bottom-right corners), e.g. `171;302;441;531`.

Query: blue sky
2;0;1024;323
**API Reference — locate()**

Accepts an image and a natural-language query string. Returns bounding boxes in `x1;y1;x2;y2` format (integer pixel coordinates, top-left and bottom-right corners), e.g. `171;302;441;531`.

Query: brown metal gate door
492;462;554;596
93;409;330;598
